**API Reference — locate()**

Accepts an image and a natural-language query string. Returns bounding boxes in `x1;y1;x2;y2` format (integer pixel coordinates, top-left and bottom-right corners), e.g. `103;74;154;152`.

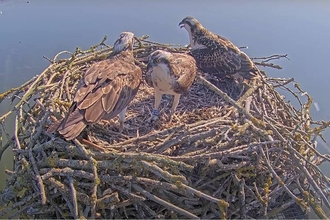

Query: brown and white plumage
145;50;197;122
49;32;142;140
179;16;259;82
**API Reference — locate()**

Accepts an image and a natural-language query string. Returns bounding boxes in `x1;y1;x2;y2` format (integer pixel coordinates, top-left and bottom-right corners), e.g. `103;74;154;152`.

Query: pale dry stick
111;124;185;147
107;175;194;201
14;107;22;150
65;76;72;102
44;70;62;87
251;54;289;62
28;112;50;149
268;175;297;205
40;167;95;181
154;132;186;154
80;138;106;152
96;192;120;210
216;161;249;172
35;99;46;113
140;160;188;184
42;55;54;63
299;138;330;173
214;127;233;146
278;85;304;109
68;176;79;219
169;142;251;161
109;183;146;202
187;117;233;131
16;138;67;155
272;77;295;88
67;41;115;66
253;182;266;213
258;87;270;118
182;144;213;157
237;80;259;105
140;38;183;48
58;69;72;99
254;62;283;69
37;155;191;173
288;146;330;209
85;135;120;153
59;66;84;99
0;65;55;122
132;184;199;219
28;147;47;205
258;146;301;202
74;139;99;219
256;87;271;117
295;178;327;220
180;129;218;147
146;131;176;153
233;175;246;218
177;182;220;205
0;75;38;103
92;151;194;171
53;51;74;62
45;178;80;218
47;178;91;206
265;115;306;136
130;177;194;197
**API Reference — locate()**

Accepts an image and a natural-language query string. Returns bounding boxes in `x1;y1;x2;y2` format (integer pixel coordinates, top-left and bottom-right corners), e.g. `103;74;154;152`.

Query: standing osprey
179;16;259;82
50;32;142;141
145;50;197;122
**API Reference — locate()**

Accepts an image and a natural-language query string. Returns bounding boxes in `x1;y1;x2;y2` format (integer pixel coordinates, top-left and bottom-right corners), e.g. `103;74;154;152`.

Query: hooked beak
179;22;184;29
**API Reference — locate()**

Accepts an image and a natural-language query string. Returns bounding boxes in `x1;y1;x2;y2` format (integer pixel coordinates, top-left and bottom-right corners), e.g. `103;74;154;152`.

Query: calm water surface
1;0;330;217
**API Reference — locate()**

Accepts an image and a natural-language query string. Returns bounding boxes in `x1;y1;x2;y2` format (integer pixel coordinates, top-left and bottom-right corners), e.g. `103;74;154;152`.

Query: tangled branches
0;35;330;219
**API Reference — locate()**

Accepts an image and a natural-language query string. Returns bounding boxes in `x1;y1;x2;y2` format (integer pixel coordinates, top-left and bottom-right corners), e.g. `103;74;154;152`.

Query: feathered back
48;32;142;140
180;16;258;80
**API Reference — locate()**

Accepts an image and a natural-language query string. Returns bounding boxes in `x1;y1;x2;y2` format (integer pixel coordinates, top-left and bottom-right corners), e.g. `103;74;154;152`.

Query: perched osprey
145;50;197;122
179;16;259;82
50;32;142;140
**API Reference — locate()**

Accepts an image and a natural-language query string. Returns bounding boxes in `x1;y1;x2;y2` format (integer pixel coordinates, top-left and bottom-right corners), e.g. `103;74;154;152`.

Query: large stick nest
1;35;330;219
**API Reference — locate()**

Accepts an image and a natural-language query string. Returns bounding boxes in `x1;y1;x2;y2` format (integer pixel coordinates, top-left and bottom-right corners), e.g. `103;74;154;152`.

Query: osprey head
146;50;171;73
179;16;202;34
113;32;135;53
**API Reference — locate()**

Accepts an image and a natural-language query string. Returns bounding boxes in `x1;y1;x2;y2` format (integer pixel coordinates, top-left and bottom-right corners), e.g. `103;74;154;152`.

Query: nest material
0;35;330;219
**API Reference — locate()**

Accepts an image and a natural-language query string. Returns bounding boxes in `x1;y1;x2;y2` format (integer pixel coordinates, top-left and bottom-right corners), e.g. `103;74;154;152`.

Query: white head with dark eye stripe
113;32;135;53
179;16;202;35
146;50;171;73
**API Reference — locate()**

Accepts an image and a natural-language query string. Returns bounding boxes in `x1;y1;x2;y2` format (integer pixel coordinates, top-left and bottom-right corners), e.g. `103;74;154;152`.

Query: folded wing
57;52;141;140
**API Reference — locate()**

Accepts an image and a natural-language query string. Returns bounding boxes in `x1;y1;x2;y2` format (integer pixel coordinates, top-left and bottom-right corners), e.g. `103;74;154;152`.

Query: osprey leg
147;89;162;123
168;94;181;122
153;89;163;116
118;107;127;132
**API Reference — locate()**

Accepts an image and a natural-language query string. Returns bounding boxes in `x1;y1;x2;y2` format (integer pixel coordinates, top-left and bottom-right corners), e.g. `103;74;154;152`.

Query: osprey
50;32;142;140
179;16;259;82
145;50;197;122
